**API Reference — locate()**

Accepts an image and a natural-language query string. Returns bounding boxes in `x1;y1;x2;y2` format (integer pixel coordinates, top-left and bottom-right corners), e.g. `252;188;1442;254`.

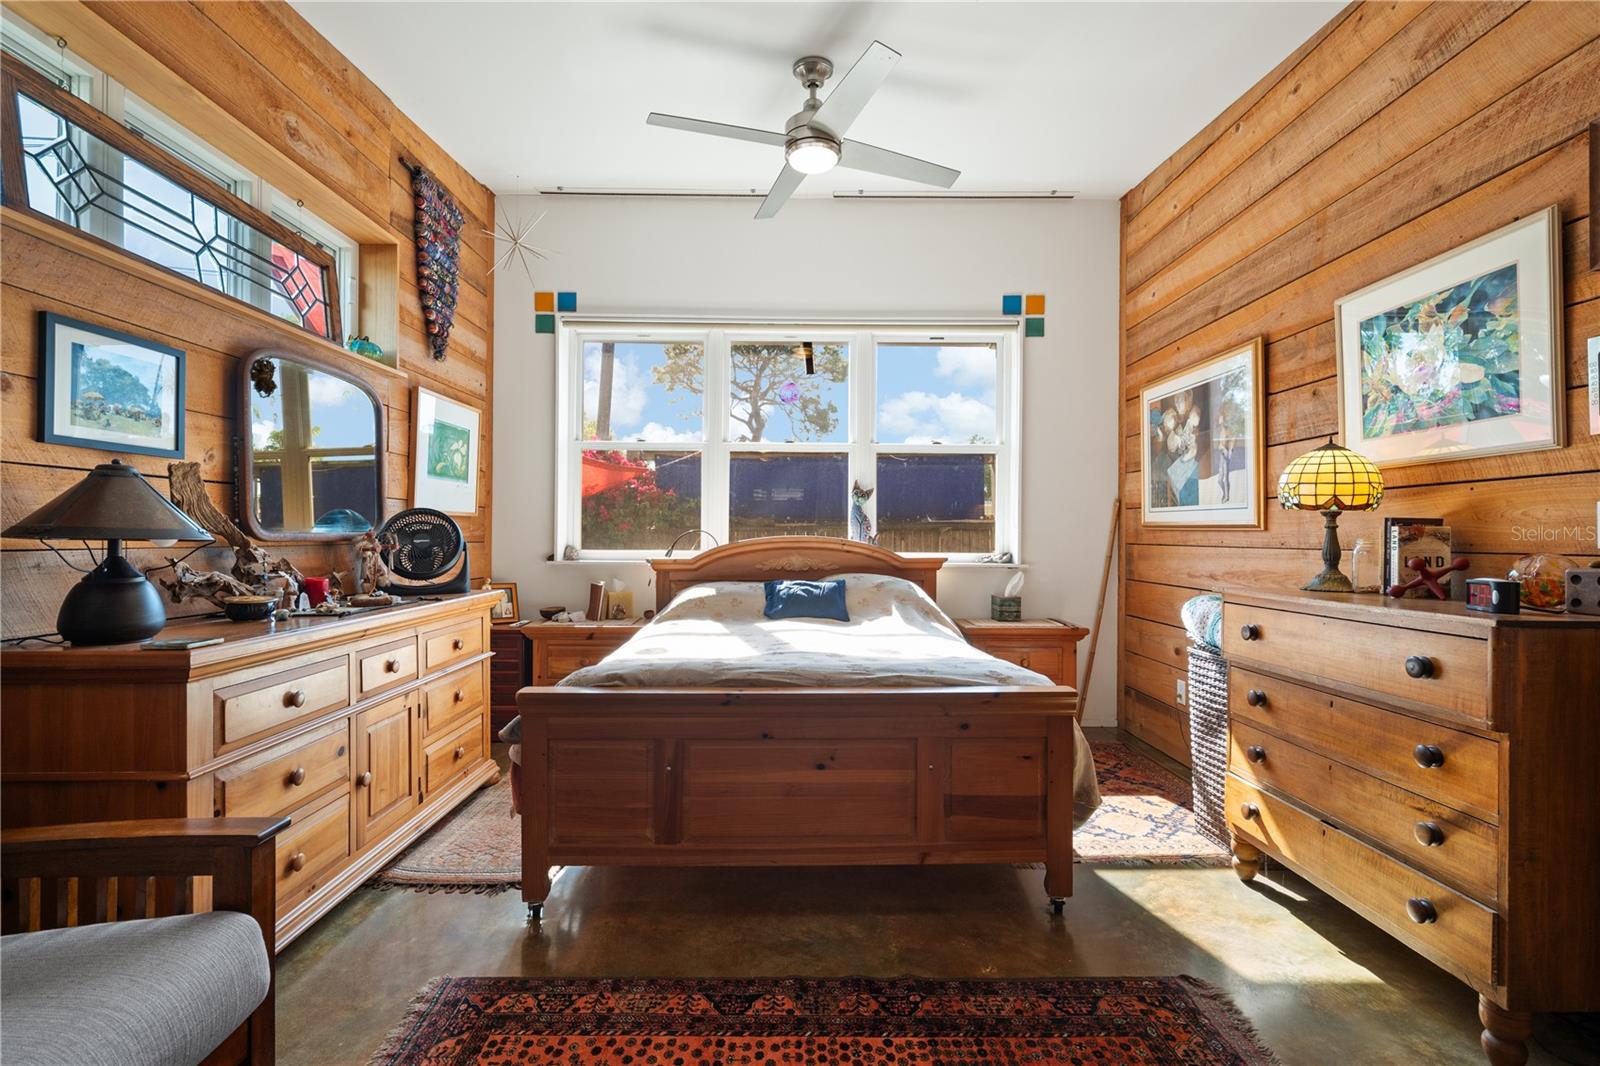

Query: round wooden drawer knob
1406;897;1438;924
1413;744;1445;769
289;852;307;873
453;689;465;703
1019;654;1031;668
1240;802;1260;821
454;746;466;760
288;766;307;787
1245;689;1267;707
357;771;373;787
1239;624;1260;641
384;658;400;673
284;689;307;708
1245;745;1267;764
1414;821;1445;847
1404;655;1436;679
452;638;464;651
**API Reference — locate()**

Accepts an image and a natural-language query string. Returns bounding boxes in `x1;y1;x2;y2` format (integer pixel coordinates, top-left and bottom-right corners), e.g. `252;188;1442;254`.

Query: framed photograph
412;386;480;514
1335;206;1564;468
486;581;519;623
39;313;184;458
1140;338;1264;528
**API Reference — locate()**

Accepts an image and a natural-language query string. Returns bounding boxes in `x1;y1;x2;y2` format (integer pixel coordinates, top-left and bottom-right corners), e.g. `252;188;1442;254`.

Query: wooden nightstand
955;618;1090;687
488;621;530;732
523;619;646;685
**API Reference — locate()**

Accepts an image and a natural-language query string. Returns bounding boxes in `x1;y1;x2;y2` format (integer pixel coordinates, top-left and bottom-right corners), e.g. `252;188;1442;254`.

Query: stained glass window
8;87;338;341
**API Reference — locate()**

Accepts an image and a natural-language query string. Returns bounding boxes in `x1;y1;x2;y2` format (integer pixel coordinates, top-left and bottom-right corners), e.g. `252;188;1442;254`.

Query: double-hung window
558;323;1021;560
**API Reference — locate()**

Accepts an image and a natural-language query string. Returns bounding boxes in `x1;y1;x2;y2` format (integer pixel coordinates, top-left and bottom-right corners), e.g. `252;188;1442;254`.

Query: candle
303;575;331;607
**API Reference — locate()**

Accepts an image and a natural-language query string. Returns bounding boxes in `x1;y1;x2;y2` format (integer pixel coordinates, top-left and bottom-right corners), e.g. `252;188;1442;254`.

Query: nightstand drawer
1227;774;1495;989
1229;720;1498;903
984;644;1064;681
1223;603;1489;723
1230;667;1499;823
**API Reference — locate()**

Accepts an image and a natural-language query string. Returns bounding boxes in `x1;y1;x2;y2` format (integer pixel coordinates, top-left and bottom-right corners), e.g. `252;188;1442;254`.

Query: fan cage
380;508;464;581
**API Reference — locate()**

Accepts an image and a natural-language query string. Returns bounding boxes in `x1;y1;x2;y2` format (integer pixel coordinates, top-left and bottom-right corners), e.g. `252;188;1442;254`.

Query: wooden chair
1;818;286;1066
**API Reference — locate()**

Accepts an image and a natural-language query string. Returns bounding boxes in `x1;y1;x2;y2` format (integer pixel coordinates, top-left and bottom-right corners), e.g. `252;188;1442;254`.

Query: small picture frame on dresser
486;581;520;623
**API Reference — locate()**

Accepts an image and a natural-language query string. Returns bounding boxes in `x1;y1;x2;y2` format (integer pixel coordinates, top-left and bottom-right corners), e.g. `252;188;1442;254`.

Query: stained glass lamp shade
1277;439;1384;592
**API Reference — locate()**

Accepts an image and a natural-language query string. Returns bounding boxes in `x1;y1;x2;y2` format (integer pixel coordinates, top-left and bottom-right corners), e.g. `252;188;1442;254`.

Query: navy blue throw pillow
762;579;849;622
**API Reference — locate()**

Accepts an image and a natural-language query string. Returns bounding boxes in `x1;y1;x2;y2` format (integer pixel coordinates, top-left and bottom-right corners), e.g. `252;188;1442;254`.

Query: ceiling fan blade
755;164;805;219
838;140;960;189
646;112;787;148
811;40;899;137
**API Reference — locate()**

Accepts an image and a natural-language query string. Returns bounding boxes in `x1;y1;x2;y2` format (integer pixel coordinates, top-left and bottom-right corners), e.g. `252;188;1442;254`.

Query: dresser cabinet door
352;694;417;848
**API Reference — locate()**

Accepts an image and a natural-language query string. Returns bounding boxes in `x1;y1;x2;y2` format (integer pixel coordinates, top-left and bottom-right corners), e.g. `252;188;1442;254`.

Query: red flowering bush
582;451;699;549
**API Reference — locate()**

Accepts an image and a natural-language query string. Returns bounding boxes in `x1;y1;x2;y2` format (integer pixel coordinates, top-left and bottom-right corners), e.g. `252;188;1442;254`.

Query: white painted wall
491;194;1123;723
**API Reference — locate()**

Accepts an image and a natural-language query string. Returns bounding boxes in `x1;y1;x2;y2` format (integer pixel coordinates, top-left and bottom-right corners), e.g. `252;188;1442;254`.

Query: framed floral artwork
1139;338;1264;528
1335;207;1564;467
411;386;480;514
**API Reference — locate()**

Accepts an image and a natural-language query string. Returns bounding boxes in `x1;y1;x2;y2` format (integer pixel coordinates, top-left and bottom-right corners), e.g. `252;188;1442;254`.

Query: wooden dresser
489;621;530;733
954;618;1089;687
523;619;644;685
1221;589;1600;1064
1;592;501;948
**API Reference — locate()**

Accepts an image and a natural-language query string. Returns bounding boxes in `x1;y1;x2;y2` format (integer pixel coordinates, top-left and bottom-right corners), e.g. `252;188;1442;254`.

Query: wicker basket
1186;643;1230;849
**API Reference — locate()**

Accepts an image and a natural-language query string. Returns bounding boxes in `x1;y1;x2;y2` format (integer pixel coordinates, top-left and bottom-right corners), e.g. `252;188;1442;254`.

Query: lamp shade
1277;440;1384;513
2;460;212;541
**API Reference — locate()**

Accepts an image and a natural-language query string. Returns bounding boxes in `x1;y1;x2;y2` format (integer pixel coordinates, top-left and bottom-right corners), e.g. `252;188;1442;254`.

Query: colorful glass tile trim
535;313;556;334
1001;293;1023;316
410;165;463;361
534;291;555;312
1026;317;1045;338
12;90;336;340
1025;293;1046;315
557;291;577;312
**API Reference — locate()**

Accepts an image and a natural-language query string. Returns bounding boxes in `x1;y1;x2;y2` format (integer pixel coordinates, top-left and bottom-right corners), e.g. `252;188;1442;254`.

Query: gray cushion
1;911;269;1066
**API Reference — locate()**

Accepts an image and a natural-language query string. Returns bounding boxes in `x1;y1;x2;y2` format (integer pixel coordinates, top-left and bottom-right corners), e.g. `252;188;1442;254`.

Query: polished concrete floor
278;733;1583;1066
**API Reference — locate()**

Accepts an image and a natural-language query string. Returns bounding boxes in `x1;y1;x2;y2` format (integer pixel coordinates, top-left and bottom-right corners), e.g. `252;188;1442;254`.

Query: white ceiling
291;1;1340;200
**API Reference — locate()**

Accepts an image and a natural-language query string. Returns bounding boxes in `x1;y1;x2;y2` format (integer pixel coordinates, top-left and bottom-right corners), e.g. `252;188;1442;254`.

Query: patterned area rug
1076;742;1231;867
371;739;1227;892
371;775;521;893
369;975;1279;1065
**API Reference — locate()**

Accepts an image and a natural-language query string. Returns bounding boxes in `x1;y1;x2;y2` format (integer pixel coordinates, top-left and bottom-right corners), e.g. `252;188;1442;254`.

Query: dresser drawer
275;791;351;915
1230;668;1500;823
423;717;484;800
1223;603;1489;722
984;644;1065;682
422;661;486;739
214;720;349;820
423;618;483;674
358;637;418;696
1227;774;1496;988
1229;720;1498;904
215;658;349;748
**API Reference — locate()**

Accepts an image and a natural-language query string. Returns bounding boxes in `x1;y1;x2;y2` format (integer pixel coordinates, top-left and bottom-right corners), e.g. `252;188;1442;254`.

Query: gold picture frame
1138;338;1265;529
486;581;520;624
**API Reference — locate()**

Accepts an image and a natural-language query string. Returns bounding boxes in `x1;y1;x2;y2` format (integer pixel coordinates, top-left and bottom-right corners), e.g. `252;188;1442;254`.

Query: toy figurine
850;480;877;545
1387;556;1470;600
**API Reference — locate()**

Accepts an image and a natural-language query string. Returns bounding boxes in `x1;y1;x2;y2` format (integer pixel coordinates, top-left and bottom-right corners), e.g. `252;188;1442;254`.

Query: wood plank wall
0;1;495;640
1117;1;1600;763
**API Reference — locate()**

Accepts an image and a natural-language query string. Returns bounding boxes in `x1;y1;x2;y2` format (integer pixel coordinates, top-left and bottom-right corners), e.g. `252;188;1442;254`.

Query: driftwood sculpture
355;529;394;595
158;560;254;608
157;461;303;606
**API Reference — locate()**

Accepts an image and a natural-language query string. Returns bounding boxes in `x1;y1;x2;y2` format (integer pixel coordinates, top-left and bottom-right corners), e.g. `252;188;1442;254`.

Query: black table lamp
3;460;213;645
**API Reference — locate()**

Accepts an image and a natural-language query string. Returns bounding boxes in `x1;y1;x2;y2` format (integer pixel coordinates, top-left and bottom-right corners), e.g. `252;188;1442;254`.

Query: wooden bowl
538;606;564;620
222;595;277;622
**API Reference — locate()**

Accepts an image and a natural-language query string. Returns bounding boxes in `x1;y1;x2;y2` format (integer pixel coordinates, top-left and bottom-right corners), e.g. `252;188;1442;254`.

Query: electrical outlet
1175;678;1187;706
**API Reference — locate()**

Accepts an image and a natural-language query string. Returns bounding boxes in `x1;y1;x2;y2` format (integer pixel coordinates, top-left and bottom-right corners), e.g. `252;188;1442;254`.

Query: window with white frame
557;324;1020;560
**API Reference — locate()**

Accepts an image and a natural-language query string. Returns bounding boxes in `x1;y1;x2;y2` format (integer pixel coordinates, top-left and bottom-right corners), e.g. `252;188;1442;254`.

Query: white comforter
557;573;1102;824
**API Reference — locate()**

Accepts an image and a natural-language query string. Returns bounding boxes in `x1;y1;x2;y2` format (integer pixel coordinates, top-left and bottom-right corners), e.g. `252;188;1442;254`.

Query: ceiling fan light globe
786;137;840;175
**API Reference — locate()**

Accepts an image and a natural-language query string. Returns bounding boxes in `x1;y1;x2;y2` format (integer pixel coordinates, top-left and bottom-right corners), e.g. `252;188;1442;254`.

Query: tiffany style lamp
1277;439;1384;592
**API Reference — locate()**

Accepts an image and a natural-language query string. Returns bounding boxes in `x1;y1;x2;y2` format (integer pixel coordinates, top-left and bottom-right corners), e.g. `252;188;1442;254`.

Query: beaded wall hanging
409;162;464;361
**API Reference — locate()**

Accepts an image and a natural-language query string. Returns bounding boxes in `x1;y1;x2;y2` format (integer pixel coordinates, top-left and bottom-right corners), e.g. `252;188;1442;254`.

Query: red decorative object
301;575;330;607
1387;555;1470;600
374;975;1279;1065
407;162;462;361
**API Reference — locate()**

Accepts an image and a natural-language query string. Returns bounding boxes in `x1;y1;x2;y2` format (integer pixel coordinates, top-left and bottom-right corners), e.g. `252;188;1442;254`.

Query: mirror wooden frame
236;349;386;543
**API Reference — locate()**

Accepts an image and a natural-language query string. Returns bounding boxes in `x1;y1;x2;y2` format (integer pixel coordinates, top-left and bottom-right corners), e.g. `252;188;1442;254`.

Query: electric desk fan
377;507;470;596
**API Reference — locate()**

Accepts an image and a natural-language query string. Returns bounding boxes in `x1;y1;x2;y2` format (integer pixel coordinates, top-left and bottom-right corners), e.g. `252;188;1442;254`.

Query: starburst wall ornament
485;204;553;286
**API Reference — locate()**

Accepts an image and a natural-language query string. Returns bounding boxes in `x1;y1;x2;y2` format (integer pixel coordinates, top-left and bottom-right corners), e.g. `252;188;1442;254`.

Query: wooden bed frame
517;538;1078;920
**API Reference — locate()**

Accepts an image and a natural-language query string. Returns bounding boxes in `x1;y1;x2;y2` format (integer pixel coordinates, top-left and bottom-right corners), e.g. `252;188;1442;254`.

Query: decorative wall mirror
239;352;384;541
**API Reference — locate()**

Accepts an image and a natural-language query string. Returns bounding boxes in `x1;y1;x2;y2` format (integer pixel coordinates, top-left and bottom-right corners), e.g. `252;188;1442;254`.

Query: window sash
559;322;1022;561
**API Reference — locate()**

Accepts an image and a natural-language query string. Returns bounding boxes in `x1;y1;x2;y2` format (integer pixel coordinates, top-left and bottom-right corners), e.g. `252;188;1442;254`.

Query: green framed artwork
1335;207;1564;467
412;385;480;514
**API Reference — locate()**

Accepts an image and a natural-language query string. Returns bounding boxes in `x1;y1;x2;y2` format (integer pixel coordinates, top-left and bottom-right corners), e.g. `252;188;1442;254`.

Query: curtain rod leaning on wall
558;315;1022;331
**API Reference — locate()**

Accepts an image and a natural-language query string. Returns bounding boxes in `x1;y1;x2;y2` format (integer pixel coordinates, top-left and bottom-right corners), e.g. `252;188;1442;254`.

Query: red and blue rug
370;975;1278;1065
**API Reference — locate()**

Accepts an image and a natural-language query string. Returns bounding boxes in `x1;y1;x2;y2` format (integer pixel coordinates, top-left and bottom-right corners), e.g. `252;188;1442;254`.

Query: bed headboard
649;538;943;611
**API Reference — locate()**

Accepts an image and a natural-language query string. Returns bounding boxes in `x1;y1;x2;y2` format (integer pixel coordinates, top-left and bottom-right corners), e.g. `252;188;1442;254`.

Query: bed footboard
516;686;1078;919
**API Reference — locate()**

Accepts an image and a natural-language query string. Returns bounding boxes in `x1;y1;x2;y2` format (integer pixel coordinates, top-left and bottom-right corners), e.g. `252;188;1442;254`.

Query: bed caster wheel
1049;897;1065;916
526;902;543;922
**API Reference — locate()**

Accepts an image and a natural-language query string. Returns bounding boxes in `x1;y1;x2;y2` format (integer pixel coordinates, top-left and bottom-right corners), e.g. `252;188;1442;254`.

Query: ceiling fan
646;40;960;219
